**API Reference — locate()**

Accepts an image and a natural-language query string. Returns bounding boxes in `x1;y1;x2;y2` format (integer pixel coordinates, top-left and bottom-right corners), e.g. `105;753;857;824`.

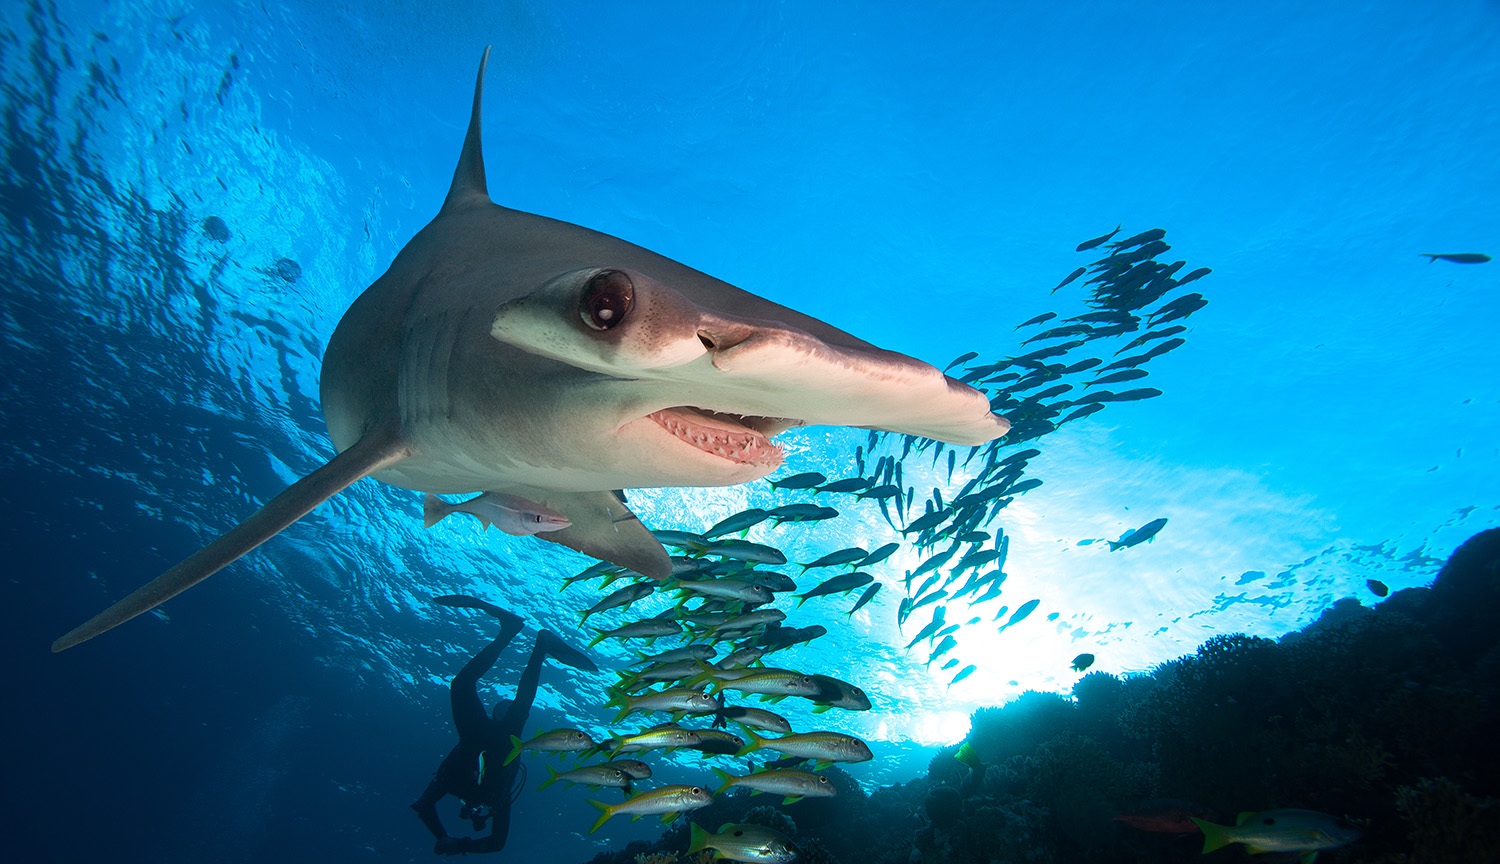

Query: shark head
52;46;1008;652
485;264;1007;486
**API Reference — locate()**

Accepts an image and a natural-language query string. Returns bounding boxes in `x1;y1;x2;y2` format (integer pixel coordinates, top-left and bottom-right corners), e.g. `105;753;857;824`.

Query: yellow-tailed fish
696;668;821;699
633;644;718;666
604;724;702;756
607;759;653;780
711;767;836;803
606;687;720;724
580;581;655;624
587;784;713;834
587;618;682;648
505;728;595;765
734;728;872;767
716;704;793;734
807;674;871;711
684;729;745;756
1192;810;1362;862
539;763;631;791
688;822;800;864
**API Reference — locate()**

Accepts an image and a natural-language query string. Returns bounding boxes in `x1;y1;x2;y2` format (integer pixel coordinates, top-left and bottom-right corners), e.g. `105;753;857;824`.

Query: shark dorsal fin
441;46;492;214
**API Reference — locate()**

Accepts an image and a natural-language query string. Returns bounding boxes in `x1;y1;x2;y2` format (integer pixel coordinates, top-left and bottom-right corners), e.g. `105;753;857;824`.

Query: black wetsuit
411;616;543;855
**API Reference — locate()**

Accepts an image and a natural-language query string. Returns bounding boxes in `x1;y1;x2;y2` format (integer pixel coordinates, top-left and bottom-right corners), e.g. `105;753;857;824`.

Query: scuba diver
411;594;598;855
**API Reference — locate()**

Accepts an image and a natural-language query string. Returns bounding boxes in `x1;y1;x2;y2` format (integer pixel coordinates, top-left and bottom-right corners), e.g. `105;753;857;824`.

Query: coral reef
792;836;841;864
930;798;1054;864
923;785;962;829
579;529;1500;864
1392;776;1500;861
742;805;798;838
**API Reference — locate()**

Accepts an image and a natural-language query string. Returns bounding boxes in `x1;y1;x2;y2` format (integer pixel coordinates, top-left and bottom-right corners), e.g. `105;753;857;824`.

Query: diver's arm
410;780;449;841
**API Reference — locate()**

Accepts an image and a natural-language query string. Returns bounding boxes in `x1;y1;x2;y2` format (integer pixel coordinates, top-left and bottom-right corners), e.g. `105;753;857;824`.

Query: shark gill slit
50;429;412;652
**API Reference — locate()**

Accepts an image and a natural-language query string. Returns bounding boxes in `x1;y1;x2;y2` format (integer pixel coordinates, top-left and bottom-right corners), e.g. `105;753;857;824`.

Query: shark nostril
698;331;717;351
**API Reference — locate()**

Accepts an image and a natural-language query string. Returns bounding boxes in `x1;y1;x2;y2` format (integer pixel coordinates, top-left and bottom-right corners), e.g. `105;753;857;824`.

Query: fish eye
818;776;829;784
580;269;633;331
691;786;703;794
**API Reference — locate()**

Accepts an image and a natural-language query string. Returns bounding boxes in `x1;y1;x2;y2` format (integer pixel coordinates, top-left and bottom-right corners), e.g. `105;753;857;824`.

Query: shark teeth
648;408;785;467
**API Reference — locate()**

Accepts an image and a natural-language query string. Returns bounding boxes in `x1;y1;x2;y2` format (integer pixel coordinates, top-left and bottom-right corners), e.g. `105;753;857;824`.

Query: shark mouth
648;408;791;467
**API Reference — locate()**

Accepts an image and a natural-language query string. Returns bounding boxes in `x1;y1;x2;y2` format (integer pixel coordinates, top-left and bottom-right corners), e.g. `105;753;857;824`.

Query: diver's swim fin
52;429;411;652
432;595;524;629
538;630;599;672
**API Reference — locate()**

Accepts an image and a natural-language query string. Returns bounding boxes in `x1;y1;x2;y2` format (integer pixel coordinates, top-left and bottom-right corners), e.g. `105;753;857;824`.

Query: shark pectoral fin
523;490;672;580
52;429;412;652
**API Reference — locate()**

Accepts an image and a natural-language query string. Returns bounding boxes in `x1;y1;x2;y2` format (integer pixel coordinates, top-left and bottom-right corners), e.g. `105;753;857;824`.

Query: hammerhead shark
52;48;1008;652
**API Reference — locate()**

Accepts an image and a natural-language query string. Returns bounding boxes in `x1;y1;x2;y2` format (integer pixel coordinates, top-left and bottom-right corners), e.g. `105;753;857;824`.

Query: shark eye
580;269;633;331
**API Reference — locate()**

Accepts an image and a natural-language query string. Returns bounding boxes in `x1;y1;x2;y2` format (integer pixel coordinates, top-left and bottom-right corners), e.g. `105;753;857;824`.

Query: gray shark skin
53;48;1008;652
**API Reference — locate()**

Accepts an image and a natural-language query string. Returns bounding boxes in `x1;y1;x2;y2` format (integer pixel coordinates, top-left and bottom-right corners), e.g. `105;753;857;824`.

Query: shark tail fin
52;429;410;652
423;493;455;529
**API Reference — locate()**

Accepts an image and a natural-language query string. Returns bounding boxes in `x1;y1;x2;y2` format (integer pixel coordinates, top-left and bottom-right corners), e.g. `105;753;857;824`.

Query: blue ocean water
2;1;1497;862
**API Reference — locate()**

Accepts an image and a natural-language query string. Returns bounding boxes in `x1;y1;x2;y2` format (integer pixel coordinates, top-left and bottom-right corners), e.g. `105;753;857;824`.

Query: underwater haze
3;1;1498;862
